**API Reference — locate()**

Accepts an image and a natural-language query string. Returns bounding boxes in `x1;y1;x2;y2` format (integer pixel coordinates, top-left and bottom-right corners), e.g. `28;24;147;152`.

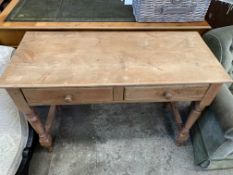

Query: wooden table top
0;31;231;88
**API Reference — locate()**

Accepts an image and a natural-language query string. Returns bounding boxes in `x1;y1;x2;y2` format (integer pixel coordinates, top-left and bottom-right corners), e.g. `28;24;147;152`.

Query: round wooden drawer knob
164;92;172;100
64;95;73;103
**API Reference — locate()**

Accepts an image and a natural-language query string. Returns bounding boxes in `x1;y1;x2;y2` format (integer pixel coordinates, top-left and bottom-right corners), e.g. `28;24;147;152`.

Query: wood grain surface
124;85;209;102
22;87;113;105
0;31;231;88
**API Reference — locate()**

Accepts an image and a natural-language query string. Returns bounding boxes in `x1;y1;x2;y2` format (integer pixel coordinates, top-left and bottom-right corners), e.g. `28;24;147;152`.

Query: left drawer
22;87;113;105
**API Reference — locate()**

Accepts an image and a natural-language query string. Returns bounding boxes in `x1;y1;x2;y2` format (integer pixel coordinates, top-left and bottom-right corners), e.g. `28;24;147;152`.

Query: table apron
21;85;209;106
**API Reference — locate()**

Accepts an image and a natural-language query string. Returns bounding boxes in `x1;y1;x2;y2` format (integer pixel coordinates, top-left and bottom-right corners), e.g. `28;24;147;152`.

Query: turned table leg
25;110;52;151
7;88;53;151
170;102;183;130
45;105;57;134
176;102;204;145
176;84;222;145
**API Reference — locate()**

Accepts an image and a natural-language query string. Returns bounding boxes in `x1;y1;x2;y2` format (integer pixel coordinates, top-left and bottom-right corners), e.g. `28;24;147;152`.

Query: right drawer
124;85;209;102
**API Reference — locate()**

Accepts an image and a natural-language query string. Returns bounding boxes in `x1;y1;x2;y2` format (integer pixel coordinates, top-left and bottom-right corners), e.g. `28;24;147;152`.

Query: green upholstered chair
192;25;233;169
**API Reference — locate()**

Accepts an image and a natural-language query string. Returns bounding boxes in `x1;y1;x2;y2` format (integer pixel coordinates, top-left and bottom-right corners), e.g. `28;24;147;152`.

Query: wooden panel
22;87;113;105
0;30;25;46
0;21;211;31
0;31;231;88
113;87;124;101
124;85;209;102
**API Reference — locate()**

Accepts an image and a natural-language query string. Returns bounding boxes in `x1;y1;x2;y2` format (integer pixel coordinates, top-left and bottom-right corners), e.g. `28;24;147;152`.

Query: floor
29;103;233;175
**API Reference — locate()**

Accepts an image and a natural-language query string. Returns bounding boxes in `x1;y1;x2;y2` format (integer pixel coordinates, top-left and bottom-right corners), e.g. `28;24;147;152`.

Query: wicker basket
133;0;211;22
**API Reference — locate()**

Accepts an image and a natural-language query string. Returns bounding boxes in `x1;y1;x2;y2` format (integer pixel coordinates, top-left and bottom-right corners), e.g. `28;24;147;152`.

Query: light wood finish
199;83;222;107
125;85;209;102
22;88;113;105
7;88;52;150
170;102;183;130
0;21;211;31
45;105;56;134
7;88;32;113
176;84;222;145
113;87;124;101
0;32;231;88
0;31;231;149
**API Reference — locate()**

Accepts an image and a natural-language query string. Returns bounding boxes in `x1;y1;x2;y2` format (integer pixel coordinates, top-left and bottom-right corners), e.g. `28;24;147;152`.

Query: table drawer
124;85;209;102
22;87;113;105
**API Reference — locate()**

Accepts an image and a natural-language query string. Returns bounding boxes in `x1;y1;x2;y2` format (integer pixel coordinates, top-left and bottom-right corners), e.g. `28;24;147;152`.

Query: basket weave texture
133;0;211;22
